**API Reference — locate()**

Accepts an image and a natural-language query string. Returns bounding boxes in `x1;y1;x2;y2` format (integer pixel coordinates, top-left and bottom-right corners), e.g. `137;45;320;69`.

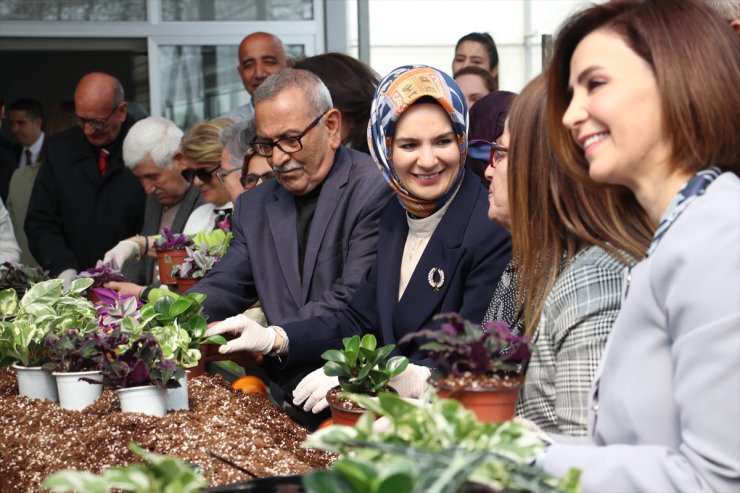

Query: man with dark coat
25;72;146;283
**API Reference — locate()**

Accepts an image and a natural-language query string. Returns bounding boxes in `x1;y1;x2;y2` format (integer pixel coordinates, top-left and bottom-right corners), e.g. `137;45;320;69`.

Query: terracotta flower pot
156;249;188;286
175;276;200;294
435;376;523;423
326;387;366;427
326;386;396;428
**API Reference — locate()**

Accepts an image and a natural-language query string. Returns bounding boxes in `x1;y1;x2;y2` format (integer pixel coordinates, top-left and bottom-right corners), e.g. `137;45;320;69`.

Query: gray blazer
518;246;626;437
194;146;393;325
121;184;203;285
543;173;740;492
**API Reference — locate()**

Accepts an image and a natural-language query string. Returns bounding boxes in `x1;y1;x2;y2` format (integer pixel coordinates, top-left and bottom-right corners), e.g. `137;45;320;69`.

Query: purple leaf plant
400;312;533;378
153;226;192;251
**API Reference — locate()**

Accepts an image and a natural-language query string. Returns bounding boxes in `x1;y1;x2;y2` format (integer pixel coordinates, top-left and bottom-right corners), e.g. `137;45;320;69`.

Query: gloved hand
389;363;431;398
292;367;338;414
56;268;77;290
103;239;140;268
205;314;277;355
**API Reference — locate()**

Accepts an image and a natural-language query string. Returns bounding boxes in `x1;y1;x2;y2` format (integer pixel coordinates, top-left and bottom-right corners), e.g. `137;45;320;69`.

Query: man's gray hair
220;118;257;168
123;116;183;170
706;0;740;20
253;68;333;116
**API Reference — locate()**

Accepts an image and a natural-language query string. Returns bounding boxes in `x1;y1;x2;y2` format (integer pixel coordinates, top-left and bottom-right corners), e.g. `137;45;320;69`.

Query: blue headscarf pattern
367;65;469;218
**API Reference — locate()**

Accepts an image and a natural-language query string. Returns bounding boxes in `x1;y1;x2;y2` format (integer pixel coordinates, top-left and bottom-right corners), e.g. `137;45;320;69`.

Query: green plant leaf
202;334;226;345
360;333;377;351
375;472;415;493
333;459;377;493
385;356;409;377
323;361;349;378
303;470;356;493
321;349;348;365
168;298;192;318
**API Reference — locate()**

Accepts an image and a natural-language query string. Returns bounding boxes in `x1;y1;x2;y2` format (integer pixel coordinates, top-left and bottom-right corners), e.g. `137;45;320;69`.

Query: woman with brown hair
537;0;739;490
483;74;652;436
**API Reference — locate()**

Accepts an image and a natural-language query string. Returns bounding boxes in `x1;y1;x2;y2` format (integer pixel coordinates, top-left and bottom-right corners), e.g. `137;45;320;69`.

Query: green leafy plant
322;334;408;395
0;278;99;367
130;293;225;369
304;392;581;493
42;442;207;493
190;229;232;257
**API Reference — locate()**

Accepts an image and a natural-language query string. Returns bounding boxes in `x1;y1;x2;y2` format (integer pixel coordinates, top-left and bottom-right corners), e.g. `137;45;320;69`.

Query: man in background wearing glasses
196;69;393;427
25;72;146;286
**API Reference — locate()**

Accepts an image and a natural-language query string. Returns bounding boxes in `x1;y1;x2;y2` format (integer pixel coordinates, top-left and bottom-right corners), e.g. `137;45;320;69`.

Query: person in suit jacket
101;116;204;299
249;65;510;417
482;75;652;436
24;72;146;283
536;1;740;491
194;69;392;407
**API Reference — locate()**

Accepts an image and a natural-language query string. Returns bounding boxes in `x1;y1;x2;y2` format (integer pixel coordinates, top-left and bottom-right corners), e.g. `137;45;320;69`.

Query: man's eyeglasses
240;171;275;190
71;104;120;130
250;110;328;157
215;167;241;186
489;143;508;169
181;165;221;184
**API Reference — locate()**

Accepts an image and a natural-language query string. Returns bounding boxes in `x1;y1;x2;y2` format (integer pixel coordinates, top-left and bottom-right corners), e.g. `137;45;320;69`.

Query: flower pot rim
326;385;397;413
12;363;47;371
433;375;524;393
116;384;163;394
51;370;103;377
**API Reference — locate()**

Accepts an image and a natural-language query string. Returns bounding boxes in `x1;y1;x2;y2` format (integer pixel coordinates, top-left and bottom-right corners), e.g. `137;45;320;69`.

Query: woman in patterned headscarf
286;65;512;417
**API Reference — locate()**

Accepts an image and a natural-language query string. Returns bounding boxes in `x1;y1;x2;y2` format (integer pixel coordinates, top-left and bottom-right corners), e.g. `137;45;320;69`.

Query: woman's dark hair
455;32;499;71
547;0;740;179
453;65;498;93
294;53;379;153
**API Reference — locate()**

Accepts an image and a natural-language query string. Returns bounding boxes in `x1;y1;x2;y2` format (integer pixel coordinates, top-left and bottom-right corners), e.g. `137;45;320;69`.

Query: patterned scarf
368;65;469;218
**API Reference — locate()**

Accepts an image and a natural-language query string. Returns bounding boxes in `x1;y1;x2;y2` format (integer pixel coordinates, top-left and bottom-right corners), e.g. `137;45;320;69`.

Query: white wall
355;0;597;93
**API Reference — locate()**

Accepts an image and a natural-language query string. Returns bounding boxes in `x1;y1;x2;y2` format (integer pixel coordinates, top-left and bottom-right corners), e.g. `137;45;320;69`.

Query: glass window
159;43;305;130
161;0;313;21
0;0;146;21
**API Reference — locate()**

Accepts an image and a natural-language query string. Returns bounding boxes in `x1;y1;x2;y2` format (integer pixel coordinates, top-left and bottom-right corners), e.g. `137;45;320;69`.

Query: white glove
103;239;140;268
389;363;431;398
56;268;77;290
292;367;338;414
205;314;277;355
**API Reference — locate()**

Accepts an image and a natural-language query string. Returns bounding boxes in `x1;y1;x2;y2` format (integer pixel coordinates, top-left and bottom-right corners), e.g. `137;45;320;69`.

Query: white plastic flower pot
12;363;59;402
116;385;167;417
53;371;103;411
166;373;189;411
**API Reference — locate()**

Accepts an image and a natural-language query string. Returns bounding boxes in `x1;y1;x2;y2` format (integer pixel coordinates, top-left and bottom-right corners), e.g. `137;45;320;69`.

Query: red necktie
98;148;109;176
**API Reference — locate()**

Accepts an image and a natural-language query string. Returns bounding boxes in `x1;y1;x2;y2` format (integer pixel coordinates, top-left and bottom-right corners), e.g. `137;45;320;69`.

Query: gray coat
542;173;740;493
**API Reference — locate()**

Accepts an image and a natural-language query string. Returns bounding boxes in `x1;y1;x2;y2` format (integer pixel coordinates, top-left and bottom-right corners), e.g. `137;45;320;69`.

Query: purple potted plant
400;313;533;423
85;328;183;417
76;261;128;303
152;226;192;286
42;327;105;410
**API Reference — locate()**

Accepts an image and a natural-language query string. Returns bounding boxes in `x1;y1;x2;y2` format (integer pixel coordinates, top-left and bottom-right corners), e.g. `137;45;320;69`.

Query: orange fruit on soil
232;376;267;395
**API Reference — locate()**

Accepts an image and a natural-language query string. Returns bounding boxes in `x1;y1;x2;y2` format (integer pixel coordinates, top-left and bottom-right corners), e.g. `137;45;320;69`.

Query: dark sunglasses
240;171;275;189
181;165;221;184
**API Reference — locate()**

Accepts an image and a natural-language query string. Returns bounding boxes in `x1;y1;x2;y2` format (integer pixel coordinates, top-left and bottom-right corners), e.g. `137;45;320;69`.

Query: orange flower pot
436;378;523;423
156;249;188;286
175;276;200;294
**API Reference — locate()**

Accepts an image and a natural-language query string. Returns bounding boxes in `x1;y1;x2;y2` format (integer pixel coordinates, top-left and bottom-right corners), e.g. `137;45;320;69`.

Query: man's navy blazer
194;146;393;325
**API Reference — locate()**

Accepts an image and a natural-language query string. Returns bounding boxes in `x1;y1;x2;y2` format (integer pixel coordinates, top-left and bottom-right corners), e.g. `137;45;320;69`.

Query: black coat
25;115;146;275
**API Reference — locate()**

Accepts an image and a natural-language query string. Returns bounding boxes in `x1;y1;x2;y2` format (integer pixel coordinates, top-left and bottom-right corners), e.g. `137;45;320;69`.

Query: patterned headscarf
368;65;469;218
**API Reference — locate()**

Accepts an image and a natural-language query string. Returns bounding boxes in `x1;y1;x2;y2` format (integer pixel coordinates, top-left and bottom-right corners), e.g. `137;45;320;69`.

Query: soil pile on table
0;368;333;491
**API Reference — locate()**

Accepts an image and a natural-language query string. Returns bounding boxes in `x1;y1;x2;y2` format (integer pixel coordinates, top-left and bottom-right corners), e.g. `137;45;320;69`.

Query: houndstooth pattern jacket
517;245;628;436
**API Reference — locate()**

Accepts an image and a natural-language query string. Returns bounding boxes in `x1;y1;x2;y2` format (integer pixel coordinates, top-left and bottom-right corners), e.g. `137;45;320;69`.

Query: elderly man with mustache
194;68;392;427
